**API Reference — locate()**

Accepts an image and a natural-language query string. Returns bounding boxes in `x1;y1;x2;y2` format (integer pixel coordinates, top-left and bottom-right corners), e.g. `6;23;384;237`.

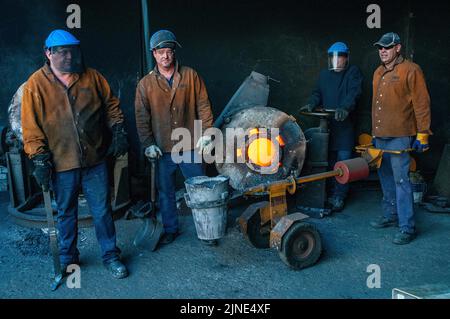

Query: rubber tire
246;212;270;249
279;222;322;269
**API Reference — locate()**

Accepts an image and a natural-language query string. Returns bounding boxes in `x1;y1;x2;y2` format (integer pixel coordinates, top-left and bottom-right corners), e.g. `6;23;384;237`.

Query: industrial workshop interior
0;0;449;305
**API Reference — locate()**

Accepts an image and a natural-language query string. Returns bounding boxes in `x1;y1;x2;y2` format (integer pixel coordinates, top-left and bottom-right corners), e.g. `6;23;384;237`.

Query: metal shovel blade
133;216;164;251
51;274;64;291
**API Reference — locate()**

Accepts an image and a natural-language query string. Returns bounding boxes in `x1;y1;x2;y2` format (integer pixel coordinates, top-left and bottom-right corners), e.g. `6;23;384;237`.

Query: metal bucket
410;172;427;204
184;176;229;240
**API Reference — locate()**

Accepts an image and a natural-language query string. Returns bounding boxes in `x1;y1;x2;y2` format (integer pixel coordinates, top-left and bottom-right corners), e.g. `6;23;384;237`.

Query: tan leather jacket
135;62;214;152
372;56;431;137
22;64;124;172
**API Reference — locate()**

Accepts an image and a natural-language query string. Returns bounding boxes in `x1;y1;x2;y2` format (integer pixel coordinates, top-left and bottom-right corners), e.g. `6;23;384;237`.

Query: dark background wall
0;0;143;172
0;0;449;177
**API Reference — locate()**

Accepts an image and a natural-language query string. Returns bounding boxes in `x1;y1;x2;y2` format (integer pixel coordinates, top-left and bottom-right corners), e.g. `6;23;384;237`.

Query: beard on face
49;46;85;73
54;56;83;73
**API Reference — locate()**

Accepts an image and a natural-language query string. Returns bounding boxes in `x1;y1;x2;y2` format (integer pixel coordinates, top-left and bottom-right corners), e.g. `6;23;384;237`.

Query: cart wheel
279;222;322;269
247;212;270;249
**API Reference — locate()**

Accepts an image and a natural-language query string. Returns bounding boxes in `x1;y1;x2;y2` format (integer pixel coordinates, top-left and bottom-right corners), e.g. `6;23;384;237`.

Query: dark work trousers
374;137;415;233
52;161;120;265
157;150;204;234
328;150;352;200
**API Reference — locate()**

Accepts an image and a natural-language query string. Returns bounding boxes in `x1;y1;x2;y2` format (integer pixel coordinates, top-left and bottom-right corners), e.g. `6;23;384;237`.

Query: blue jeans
157;151;204;234
52;161;120;264
328;150;352;200
374;137;415;233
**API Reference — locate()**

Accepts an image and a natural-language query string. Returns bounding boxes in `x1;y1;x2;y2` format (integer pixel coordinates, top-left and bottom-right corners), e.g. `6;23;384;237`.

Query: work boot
393;230;416;245
201;239;218;246
104;260;128;279
159;232;178;245
370;216;399;229
327;196;345;212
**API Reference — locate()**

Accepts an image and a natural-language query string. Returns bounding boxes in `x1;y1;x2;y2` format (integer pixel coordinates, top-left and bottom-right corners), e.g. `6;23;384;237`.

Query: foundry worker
300;42;363;212
135;30;215;246
21;29;129;278
369;32;431;244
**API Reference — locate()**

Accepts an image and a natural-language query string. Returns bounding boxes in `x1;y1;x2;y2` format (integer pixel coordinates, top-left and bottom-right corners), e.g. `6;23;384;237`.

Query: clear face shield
48;45;84;73
328;52;349;72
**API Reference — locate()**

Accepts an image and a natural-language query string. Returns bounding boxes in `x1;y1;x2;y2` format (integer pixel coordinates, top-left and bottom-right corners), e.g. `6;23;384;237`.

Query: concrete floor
0;185;449;299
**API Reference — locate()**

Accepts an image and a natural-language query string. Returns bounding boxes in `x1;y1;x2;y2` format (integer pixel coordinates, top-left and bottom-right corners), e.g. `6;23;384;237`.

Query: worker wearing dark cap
21;29;129;278
300;42;364;212
369;32;432;244
135;30;215;246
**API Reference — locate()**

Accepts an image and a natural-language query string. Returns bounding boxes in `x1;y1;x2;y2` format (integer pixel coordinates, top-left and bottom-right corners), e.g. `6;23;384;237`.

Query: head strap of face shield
328;51;348;57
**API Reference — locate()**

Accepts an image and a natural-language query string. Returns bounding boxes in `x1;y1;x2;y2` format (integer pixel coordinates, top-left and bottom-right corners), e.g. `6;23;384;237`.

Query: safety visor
48;45;84;73
328;52;349;71
49;45;81;57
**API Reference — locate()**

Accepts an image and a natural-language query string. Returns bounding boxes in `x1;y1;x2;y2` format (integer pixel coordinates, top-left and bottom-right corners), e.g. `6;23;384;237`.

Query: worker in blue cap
21;29;129;278
369;32;432;245
300;42;364;212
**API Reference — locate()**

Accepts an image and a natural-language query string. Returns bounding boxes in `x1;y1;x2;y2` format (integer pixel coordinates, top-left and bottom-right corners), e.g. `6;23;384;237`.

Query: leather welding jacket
135;62;214;152
308;65;363;151
372;55;431;137
21;63;124;172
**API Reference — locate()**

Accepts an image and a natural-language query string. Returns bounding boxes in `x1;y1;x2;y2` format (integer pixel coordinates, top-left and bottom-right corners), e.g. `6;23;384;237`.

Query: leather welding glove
299;104;315;113
335;108;349;121
412;133;430;152
107;122;129;157
32;153;52;191
145;144;162;159
196;135;214;155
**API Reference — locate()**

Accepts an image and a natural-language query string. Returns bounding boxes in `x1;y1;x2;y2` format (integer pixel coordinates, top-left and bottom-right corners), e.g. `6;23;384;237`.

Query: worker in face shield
300;42;363;212
21;29;129;279
328;50;349;72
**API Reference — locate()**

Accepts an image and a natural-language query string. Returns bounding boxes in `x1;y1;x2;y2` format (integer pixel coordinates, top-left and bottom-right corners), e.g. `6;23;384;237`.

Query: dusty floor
0;185;449;299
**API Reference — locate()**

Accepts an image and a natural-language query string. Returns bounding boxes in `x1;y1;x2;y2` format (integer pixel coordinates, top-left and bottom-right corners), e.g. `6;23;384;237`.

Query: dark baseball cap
150;30;182;50
373;32;401;48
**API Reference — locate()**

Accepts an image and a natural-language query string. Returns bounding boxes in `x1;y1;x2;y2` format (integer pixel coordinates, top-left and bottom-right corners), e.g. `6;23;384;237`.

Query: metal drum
216;106;306;191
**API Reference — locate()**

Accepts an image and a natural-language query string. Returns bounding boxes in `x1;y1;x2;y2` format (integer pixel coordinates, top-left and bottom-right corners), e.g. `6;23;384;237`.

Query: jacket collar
42;63;80;87
151;60;181;92
381;54;404;71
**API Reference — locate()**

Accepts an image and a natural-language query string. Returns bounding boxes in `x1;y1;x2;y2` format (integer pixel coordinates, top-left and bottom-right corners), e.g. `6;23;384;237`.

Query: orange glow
275;135;285;146
249;128;259;136
236;148;242;157
247;137;276;167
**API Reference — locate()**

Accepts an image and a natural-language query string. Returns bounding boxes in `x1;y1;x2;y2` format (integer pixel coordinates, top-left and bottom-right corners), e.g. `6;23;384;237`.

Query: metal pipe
296;169;342;184
244;168;342;195
141;0;153;73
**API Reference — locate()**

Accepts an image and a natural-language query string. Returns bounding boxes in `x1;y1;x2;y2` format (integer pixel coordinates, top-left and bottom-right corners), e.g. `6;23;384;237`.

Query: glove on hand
108;122;128;157
412;133;429;152
299;104;315;113
196;135;214;155
32;153;52;191
145;144;163;159
335;108;349;121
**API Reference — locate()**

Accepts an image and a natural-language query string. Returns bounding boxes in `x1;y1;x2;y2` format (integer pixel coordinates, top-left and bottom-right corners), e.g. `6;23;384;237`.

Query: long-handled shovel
133;157;164;251
43;188;64;290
